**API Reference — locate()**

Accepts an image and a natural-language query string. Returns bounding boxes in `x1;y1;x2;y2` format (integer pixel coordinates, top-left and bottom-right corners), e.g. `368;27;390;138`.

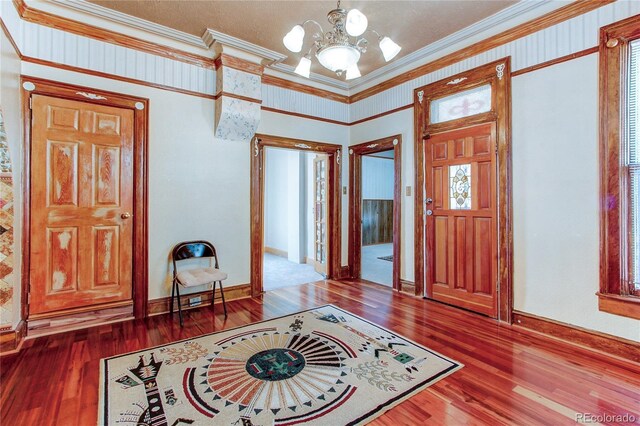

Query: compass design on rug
184;329;354;422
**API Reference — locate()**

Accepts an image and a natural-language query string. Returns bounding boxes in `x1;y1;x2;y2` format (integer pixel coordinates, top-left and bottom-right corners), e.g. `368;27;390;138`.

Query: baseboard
0;320;26;356
27;305;133;338
148;283;252;316
264;247;287;258
512;311;640;363
334;265;351;280
400;279;415;294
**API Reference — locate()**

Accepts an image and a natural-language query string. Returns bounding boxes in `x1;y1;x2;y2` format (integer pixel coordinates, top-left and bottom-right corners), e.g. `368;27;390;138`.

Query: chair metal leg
176;284;183;327
219;281;227;317
211;281;217;315
170;280;175;315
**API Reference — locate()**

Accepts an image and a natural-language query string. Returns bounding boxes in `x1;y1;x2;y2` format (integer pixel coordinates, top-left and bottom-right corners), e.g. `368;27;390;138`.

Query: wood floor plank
1;279;638;425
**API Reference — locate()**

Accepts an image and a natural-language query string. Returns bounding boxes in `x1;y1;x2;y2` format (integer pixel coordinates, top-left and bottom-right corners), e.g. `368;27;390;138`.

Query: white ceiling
86;0;518;81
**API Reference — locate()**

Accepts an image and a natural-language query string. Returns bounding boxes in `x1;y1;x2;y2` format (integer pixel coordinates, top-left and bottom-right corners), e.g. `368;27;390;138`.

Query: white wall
0;24;22;328
351;109;415;282
362;156;394;200
512;55;639;342
264;148;289;253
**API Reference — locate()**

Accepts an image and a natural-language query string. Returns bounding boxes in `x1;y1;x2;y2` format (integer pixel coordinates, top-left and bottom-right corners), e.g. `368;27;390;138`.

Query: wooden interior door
425;122;497;317
313;155;328;275
29;94;134;316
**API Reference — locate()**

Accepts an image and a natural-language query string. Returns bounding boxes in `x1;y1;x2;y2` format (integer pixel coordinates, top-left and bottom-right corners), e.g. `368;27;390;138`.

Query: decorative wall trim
214;54;264;76
12;0;215;69
48;0;208;48
203;29;286;65
21;56;216;100
512;311;640;364
268;63;350;91
260;106;349;126
0;17;21;58
262;75;349;104
0;319;26;355
511;46;599;77
148;284;252;317
348;0;615;103
349;104;413;126
214;91;262;105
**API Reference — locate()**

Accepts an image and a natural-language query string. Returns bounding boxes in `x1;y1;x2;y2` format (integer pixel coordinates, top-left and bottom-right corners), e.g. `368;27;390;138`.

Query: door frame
348;135;402;290
250;134;342;297
20;76;149;320
413;58;513;322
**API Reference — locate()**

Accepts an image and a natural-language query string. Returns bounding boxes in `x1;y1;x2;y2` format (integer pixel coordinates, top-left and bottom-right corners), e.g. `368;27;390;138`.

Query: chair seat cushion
176;268;228;287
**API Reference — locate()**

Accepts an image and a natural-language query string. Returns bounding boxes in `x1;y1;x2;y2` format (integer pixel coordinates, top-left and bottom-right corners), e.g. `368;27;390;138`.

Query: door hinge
29;97;32;110
28;292;31;304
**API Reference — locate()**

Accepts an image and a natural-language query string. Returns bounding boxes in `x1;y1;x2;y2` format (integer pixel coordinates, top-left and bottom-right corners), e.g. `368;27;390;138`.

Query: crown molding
268;62;350;91
349;0;554;92
202;28;286;65
47;0;208;49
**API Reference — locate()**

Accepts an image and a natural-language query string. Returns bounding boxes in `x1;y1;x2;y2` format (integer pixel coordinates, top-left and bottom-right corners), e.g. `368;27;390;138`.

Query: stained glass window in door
430;84;491;124
449;164;471;209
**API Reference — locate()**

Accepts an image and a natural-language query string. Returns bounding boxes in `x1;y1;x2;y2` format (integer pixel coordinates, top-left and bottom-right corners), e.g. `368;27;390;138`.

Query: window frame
599;15;640;320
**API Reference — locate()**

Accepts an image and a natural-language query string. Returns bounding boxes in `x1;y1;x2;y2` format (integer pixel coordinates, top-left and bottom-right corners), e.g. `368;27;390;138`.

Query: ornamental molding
294;143;311;149
496;63;505;80
417;91;424;104
366;143;379;149
76;92;107;100
447;77;468;85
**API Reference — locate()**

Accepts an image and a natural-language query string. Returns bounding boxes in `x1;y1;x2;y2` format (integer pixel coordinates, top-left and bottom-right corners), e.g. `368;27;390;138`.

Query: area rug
378;255;393;262
99;305;462;425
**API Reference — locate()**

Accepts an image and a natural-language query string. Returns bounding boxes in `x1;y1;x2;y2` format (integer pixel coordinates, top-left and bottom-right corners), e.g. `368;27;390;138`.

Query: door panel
313;155;328;275
30;94;134;316
425;122;498;317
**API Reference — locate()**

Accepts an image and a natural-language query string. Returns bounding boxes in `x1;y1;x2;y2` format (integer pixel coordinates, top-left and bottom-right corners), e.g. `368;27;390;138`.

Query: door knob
121;212;132;219
426;210;433;216
426;198;433;204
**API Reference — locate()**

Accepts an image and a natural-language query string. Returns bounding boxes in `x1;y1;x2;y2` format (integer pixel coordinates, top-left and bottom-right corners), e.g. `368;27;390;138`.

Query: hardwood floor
1;280;639;425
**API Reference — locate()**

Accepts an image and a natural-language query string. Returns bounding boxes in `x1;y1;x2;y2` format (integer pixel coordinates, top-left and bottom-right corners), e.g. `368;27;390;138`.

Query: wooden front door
425;122;497;317
29;94;134;316
313;155;328;275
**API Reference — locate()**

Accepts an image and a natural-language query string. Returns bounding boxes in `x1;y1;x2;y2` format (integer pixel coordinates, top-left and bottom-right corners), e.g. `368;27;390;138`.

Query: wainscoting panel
362;199;393;246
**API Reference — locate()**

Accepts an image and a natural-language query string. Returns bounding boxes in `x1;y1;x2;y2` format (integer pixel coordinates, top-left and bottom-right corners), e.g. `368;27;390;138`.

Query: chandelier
282;1;401;80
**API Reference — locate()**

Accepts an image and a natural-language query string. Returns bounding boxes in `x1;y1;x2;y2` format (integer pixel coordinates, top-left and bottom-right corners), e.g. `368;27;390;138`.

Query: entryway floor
361;243;393;286
263;253;324;290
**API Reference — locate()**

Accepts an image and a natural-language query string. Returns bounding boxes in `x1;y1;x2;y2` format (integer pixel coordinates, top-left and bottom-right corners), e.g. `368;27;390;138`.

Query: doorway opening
250;134;342;297
349;136;402;290
262;147;326;290
361;150;395;286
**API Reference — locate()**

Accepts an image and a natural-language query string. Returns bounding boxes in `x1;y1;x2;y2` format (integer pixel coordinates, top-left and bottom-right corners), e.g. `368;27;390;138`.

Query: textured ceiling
86;0;517;80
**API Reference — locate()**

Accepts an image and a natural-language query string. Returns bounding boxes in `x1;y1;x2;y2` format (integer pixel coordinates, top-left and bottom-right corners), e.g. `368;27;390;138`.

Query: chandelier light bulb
283;25;305;53
345;64;361;80
294;56;312;78
346;9;368;37
379;36;401;62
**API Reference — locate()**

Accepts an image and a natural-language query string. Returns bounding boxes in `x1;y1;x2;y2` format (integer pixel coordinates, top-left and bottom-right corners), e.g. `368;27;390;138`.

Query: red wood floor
1;280;639;425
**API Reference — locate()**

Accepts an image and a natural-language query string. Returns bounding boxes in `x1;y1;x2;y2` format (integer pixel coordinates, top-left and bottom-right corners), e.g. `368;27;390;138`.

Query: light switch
343;186;347;195
406;186;412;196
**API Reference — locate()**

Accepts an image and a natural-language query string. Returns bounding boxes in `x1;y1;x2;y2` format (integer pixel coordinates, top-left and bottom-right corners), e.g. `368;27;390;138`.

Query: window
599;16;640;319
430;84;491;124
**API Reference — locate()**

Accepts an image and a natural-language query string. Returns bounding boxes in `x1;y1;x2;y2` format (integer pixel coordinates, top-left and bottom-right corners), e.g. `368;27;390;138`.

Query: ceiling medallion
282;1;401;80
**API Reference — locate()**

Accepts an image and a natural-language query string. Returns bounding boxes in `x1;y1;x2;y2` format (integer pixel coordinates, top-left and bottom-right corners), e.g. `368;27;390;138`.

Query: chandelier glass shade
283;1;401;80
